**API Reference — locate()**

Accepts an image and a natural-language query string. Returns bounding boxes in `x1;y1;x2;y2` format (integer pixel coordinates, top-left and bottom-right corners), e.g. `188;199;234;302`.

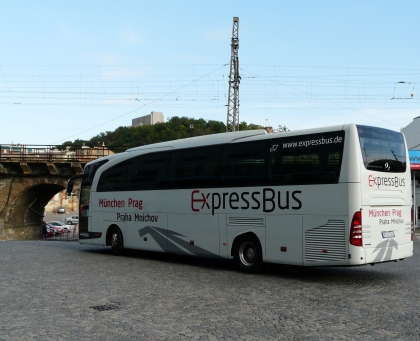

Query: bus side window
169;146;221;189
127;152;170;191
97;161;130;192
223;141;268;187
269;131;344;186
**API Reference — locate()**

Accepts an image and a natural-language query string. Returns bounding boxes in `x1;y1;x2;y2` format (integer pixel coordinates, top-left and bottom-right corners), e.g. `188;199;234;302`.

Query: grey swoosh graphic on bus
138;226;220;257
372;238;398;263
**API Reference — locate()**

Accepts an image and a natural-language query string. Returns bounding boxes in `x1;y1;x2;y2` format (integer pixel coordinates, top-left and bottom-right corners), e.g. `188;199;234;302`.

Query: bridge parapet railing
0;144;125;162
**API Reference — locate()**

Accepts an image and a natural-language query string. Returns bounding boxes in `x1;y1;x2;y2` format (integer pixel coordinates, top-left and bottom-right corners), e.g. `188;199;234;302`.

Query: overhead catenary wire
0;62;418;141
51;63;228;143
240;67;418;131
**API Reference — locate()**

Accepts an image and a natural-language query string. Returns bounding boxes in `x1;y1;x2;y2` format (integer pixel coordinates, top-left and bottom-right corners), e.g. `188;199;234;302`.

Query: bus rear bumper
364;242;413;264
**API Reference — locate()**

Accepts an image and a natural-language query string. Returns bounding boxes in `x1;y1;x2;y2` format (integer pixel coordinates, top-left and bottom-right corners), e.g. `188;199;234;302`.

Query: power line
240;67;418;131
1;63;420;71
0;62;418;141
52;64;228;143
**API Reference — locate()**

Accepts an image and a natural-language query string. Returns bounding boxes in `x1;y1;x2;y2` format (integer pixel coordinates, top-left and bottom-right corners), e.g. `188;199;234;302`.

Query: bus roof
126;129;268;152
126;124;359;153
88;124;359;167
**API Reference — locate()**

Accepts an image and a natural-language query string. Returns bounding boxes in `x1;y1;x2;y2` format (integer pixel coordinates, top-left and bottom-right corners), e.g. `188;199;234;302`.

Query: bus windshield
357;125;406;173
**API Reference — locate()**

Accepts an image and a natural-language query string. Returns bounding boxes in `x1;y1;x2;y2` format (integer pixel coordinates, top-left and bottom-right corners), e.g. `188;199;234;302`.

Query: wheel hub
239;242;256;266
246;247;256;261
111;233;118;248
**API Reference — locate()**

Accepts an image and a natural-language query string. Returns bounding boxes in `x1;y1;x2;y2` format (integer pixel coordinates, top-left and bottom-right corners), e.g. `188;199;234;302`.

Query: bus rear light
350;211;363;247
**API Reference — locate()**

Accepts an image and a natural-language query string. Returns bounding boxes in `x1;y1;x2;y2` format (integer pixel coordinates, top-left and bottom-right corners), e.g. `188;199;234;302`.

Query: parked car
46;223;64;236
45;225;54;238
64;216;79;225
56;207;65;214
47;221;74;233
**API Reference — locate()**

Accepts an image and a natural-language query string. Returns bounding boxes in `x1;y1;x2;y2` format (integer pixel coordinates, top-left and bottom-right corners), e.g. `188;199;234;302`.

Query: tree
238;121;264;131
66;116;288;153
276;125;290;133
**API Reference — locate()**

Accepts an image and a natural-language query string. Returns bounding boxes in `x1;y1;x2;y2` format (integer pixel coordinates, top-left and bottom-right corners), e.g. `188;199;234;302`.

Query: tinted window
166;146;221;188
357;125;406;173
222;141;268;186
85;159;109;184
97;152;170;192
96;130;345;192
268;131;345;185
97;160;130;192
127;152;170;190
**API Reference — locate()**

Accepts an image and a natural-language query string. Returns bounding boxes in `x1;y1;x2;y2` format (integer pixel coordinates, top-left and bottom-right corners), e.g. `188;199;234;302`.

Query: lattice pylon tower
226;17;240;132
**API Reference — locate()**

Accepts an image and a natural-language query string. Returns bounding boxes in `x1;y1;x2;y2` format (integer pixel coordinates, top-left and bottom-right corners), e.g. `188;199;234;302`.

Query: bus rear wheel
233;235;263;274
110;227;125;256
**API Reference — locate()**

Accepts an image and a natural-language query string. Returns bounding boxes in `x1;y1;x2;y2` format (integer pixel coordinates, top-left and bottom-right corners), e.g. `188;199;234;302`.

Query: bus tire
233;234;263;274
110;227;125;256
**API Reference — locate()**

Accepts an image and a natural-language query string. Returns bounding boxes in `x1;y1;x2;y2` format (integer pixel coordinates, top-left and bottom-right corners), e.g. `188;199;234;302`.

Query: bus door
79;185;91;243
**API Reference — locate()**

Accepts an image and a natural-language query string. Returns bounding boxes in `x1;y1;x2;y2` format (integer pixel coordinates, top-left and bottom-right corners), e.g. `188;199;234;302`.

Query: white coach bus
67;124;413;273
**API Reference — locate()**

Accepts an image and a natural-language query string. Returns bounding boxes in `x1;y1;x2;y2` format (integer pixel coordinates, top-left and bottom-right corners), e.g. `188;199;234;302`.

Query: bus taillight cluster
350;211;363;247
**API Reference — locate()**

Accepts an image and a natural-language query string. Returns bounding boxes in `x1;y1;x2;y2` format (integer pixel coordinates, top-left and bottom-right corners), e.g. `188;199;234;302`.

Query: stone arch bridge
0;144;115;240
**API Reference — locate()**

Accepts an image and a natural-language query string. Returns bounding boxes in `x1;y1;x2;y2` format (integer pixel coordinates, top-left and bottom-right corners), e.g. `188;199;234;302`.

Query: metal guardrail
0;145;126;162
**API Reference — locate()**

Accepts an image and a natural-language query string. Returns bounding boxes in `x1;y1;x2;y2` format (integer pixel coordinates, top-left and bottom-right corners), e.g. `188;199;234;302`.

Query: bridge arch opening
0;144;106;240
2;178;67;240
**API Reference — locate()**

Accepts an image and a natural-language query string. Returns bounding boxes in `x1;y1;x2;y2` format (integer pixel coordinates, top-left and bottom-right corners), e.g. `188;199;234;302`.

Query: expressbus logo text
191;189;302;215
368;175;405;188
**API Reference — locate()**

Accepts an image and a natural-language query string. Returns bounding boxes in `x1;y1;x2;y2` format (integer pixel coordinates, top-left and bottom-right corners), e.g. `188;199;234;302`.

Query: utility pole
226;17;240;132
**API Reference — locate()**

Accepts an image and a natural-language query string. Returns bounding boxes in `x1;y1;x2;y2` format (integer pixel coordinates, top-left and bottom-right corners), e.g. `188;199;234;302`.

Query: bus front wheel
110;227;125;256
233;234;263;274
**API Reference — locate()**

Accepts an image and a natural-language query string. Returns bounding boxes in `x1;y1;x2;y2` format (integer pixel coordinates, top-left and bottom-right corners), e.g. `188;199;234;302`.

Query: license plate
382;231;395;238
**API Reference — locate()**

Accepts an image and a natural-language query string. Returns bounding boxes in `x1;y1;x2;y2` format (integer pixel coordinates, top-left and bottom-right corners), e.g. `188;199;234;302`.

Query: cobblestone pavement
1;235;420;341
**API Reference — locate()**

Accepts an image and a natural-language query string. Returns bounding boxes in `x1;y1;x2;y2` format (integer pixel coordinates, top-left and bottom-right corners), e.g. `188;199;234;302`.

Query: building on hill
264;126;273;134
132;112;164;127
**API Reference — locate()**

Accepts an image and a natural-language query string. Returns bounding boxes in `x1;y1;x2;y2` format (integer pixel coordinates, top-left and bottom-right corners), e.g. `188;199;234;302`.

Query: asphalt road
1;235;420;340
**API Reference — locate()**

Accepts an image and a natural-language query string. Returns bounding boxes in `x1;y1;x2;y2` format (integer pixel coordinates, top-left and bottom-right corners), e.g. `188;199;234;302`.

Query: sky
1;0;419;145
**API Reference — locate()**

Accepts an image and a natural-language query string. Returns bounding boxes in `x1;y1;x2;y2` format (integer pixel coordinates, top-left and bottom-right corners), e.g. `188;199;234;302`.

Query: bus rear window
357;125;406;173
